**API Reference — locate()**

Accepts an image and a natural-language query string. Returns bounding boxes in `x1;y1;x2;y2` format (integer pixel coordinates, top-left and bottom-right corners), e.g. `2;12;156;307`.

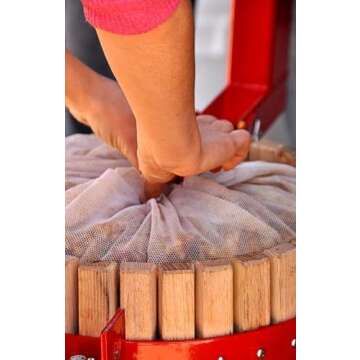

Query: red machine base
66;309;296;360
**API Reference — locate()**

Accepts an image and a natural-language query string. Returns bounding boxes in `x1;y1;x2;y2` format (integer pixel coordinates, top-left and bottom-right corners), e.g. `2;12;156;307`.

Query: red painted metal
65;333;100;359
228;0;278;86
100;309;295;360
65;0;294;358
202;0;293;134
66;310;295;360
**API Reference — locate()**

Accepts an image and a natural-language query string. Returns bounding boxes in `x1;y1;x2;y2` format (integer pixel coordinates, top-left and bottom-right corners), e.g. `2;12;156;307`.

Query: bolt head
257;348;265;358
291;338;296;348
218;357;225;360
70;356;87;360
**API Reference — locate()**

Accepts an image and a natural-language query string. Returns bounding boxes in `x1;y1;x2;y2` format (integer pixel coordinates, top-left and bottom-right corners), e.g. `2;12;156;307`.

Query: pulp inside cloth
66;134;296;264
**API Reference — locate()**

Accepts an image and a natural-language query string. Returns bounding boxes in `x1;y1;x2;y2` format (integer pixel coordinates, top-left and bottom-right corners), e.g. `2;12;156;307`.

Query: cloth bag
66;134;295;264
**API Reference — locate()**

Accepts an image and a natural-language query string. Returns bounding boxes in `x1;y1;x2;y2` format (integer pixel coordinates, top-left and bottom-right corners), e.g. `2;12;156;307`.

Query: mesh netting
66;134;295;264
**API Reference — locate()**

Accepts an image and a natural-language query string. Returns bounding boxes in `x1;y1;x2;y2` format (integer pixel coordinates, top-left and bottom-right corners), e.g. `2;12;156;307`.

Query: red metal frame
101;310;295;360
66;334;101;360
66;0;294;358
66;309;295;360
202;0;293;134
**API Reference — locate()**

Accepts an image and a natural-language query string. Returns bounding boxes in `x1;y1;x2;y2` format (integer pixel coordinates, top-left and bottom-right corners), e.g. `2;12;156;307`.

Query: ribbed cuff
82;0;181;35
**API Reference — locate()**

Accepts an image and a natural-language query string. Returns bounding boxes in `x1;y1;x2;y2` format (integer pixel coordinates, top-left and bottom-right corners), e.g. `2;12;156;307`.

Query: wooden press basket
66;0;295;357
65;140;296;360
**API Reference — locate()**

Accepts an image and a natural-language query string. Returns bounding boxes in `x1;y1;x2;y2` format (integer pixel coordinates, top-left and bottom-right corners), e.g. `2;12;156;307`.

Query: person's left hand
68;75;138;168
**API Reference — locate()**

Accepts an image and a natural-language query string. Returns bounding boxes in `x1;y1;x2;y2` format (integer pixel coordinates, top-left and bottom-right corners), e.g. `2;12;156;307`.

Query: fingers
222;130;251;170
197;114;217;124
230;129;251;154
210;119;234;132
198;129;250;173
222;154;247;170
198;115;234;133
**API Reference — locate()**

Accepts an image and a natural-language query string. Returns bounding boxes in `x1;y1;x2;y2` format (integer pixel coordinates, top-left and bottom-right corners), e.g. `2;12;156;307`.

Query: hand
86;77;138;167
68;73;138;168
196;114;251;171
138;115;251;184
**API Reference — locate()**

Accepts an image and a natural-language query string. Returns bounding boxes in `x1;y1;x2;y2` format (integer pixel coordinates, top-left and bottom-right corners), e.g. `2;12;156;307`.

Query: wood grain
264;243;296;323
232;253;270;332
120;262;157;340
78;261;119;337
65;255;79;334
158;262;195;340
195;259;233;338
250;139;296;166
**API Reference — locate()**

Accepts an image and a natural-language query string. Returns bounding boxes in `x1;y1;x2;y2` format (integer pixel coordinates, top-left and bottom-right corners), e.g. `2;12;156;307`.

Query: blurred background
66;0;295;147
194;0;295;147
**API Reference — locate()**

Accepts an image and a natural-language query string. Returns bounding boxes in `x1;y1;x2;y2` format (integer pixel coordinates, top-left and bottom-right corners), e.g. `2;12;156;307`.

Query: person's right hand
195;114;251;171
138;115;251;185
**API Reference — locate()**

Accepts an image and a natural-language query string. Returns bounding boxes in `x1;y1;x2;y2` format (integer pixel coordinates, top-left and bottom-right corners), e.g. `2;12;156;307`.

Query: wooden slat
78;261;119;337
65;255;79;334
120;262;157;340
232;253;270;332
158;262;195;340
250;139;283;162
264;243;296;323
195;260;233;338
249;139;296;166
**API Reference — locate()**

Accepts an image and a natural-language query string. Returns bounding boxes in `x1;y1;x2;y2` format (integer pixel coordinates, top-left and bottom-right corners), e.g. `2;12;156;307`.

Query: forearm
96;0;200;174
65;50;99;124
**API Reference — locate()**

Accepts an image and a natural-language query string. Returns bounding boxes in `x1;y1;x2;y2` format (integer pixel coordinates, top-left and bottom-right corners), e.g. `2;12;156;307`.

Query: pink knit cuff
81;0;181;35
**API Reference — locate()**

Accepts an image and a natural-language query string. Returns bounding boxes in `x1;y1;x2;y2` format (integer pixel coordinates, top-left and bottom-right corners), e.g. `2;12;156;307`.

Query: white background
0;0;360;359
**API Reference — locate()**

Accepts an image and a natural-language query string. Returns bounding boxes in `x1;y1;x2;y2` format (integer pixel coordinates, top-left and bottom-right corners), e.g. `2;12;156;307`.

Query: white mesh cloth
66;134;295;264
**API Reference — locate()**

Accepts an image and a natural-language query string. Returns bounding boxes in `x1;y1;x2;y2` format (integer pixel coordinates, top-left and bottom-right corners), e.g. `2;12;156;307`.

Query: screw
291;338;296;348
252;118;262;142
257;348;265;358
218;357;225;360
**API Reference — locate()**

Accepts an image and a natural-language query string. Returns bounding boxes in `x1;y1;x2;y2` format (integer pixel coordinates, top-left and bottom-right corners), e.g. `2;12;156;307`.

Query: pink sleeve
81;0;181;35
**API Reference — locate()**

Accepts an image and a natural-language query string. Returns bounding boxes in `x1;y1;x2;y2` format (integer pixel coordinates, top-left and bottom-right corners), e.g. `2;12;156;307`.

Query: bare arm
65;50;138;166
65;49;99;125
96;0;199;183
96;0;250;184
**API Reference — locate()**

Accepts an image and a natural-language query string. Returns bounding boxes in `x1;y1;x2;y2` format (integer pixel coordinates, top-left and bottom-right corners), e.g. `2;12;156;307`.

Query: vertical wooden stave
264;243;296;323
232;253;271;332
78;261;119;337
195;260;233;338
158;262;195;340
120;262;157;340
65;255;79;334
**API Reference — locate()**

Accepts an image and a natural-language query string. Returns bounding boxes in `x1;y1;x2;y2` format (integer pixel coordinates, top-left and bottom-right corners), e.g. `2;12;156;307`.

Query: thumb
229;129;251;156
222;130;251;170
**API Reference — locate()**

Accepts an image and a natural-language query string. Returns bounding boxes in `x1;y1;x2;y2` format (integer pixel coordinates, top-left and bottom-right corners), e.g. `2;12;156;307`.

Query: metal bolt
256;348;266;358
70;356;87;360
218;357;225;360
252;118;262;142
291;338;296;348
